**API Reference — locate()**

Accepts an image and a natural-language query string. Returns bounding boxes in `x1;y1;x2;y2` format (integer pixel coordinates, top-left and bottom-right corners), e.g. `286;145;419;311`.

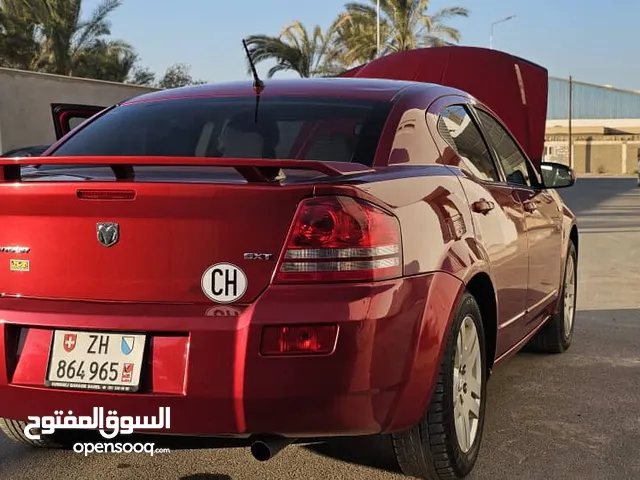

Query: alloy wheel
563;255;577;337
453;315;482;453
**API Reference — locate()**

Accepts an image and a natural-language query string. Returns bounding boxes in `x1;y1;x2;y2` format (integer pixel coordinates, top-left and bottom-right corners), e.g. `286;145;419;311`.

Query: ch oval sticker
201;263;248;304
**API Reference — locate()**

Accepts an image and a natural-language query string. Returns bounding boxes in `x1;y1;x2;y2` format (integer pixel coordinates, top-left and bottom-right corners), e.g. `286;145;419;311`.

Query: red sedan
0;47;578;480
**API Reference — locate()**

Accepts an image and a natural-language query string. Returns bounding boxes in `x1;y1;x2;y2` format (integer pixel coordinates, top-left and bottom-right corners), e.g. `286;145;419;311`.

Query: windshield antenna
242;39;264;123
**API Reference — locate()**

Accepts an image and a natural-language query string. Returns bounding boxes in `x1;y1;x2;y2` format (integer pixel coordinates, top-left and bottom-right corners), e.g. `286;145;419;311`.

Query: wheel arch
465;272;498;375
557;222;579;303
569;223;578;255
384;269;497;433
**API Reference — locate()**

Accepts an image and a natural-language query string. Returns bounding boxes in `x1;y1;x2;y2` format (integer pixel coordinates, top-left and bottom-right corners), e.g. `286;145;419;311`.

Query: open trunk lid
340;46;549;168
0;157;372;304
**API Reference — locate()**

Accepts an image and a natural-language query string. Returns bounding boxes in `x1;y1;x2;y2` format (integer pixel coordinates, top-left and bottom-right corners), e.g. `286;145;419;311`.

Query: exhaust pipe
250;435;296;461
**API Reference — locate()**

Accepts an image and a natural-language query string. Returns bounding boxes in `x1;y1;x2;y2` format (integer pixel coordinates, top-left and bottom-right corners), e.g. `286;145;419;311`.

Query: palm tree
244;20;345;78
336;0;468;65
332;4;388;66
0;0;136;80
0;0;41;69
72;39;137;82
29;0;128;76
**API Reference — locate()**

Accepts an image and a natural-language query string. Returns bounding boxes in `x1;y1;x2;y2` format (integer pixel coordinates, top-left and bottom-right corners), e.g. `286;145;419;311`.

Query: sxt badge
244;253;274;261
201;263;248;304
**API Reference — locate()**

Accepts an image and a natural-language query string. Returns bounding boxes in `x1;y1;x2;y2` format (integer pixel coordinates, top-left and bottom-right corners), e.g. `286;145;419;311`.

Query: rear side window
437;105;500;182
475;109;532;187
51;96;391;166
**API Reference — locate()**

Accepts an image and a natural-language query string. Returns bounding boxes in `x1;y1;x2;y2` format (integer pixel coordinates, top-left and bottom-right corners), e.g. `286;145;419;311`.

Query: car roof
122;78;454;105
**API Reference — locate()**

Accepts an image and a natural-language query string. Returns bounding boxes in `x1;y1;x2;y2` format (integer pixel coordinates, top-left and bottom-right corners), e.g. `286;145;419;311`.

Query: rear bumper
0;272;463;437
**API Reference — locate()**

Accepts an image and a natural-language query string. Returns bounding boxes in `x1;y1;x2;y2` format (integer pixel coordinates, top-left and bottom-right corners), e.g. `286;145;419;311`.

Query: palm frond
334;0;469;60
73;0;121;52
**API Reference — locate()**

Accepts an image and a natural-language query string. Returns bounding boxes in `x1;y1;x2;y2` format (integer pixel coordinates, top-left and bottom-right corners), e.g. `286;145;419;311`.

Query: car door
436;103;530;358
472;106;563;326
51;103;106;140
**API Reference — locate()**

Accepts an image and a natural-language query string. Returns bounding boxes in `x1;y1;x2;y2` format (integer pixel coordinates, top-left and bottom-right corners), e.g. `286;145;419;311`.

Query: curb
576;174;637;178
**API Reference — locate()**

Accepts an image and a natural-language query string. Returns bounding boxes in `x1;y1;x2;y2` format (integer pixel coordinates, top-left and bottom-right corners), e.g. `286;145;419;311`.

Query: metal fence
547;77;640;120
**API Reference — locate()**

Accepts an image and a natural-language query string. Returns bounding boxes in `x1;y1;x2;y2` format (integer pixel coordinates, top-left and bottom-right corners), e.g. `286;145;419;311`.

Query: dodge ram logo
96;222;120;247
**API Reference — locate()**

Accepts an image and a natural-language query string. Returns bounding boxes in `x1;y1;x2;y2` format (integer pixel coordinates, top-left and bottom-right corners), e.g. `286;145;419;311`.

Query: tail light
77;189;136;200
274;196;402;283
261;325;338;355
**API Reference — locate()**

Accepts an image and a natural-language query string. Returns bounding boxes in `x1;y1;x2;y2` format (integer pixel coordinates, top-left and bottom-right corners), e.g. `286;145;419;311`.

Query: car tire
0;418;72;448
529;241;577;354
391;291;488;480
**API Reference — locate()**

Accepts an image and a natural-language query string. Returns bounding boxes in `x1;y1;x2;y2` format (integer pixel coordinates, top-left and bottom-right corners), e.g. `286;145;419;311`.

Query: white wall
0;68;158;152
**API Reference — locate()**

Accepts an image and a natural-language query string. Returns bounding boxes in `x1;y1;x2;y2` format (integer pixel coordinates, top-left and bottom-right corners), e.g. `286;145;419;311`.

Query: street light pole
376;0;381;57
490;15;516;50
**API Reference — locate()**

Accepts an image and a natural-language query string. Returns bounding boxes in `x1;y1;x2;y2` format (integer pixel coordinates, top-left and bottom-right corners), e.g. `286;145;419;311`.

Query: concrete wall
544;118;640;174
0;68;158;152
544;136;640;174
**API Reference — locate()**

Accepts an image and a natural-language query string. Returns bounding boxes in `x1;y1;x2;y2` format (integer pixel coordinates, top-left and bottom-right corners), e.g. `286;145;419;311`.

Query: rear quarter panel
315;86;489;281
313;166;489;432
343;168;489;432
354;171;486;280
315;91;501;429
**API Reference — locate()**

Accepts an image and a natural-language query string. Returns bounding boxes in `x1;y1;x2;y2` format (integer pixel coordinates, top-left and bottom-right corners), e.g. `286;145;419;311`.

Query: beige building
544;77;640;174
544;119;640;174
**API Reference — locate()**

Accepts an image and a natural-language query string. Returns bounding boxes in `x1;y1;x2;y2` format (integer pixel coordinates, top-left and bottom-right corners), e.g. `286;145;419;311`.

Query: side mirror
540;162;575;189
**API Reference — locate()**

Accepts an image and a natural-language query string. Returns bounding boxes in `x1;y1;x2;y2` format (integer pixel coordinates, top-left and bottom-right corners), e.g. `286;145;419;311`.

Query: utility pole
376;0;381;57
568;75;573;168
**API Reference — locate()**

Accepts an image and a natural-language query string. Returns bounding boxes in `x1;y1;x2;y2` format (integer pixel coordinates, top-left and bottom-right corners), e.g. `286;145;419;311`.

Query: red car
0;47;578;479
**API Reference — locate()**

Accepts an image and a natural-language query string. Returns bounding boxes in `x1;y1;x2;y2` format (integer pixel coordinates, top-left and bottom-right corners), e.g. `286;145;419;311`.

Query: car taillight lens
77;189;136;200
260;325;338;355
274;196;402;283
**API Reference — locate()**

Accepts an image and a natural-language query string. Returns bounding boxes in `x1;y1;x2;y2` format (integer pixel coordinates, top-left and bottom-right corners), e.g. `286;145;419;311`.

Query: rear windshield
50;96;392;166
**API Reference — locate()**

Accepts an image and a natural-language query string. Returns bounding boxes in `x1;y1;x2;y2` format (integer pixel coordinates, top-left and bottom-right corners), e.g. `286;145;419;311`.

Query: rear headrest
220;126;265;158
229;112;279;143
304;134;353;162
222;111;280;158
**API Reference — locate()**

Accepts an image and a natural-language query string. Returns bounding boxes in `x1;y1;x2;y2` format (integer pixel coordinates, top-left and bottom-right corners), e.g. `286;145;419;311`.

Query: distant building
544;77;640;174
547;77;640;120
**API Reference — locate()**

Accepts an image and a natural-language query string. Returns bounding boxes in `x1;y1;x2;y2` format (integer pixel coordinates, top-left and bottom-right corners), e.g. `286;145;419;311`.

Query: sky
87;0;639;91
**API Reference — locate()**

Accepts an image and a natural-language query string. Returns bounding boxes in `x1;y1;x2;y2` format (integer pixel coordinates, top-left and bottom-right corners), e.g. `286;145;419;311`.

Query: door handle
472;199;495;215
523;200;537;213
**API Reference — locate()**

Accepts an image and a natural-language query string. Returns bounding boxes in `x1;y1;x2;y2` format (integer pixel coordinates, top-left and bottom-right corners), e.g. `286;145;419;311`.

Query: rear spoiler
0;156;375;183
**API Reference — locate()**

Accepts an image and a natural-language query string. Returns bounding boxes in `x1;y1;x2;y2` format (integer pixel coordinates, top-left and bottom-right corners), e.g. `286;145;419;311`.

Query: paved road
2;178;639;480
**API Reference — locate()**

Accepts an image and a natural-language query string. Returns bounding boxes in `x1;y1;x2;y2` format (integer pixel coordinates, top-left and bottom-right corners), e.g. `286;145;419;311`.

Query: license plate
46;330;146;392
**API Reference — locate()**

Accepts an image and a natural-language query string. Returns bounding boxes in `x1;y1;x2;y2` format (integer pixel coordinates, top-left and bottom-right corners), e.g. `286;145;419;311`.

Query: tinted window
475;109;532;187
68;117;88;130
51;97;391;166
437;105;500;182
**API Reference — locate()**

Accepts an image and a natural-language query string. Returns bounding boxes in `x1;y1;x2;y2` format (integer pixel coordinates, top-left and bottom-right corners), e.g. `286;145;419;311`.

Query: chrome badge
243;253;274;261
96;222;119;247
0;246;30;254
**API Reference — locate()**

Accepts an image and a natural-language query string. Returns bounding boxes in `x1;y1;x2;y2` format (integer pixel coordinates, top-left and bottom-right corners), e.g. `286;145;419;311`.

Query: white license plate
46;330;146;392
